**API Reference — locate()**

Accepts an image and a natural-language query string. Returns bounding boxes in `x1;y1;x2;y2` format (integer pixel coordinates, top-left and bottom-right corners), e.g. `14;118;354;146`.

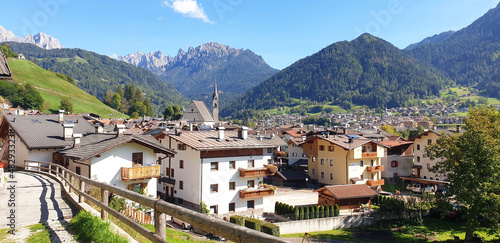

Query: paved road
0;171;77;228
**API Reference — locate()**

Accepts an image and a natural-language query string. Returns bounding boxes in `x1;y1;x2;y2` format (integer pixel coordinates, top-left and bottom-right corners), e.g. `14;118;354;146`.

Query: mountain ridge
0;25;63;49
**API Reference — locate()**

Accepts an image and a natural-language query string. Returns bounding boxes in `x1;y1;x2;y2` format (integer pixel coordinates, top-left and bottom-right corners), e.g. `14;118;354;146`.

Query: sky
0;0;499;70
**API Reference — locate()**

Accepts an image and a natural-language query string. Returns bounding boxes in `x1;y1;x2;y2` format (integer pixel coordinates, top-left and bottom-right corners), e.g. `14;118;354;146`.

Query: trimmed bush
334;204;340;216
245;218;263;231
294;207;299;220
275;201;280;214
314;205;319;218
310;206;315;219
299;206;304;220
329;205;334;217
304;206;310;220
230;215;244;226
261;222;280;237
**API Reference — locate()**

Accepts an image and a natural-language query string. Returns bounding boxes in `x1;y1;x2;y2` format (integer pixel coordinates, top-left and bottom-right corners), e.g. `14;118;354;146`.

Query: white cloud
162;0;213;24
109;53;118;59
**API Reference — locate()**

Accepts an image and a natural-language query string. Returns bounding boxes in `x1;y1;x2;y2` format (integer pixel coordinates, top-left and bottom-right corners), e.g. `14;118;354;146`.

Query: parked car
189;226;227;241
171;217;190;230
406;183;414;191
411;184;422;193
423;185;435;193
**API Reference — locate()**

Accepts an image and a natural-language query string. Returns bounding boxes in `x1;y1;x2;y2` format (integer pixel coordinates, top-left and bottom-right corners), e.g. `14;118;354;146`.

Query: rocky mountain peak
0;25;63;49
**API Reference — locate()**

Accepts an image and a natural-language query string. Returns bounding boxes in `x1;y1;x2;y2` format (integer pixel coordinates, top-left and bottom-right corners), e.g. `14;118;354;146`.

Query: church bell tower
212;79;219;122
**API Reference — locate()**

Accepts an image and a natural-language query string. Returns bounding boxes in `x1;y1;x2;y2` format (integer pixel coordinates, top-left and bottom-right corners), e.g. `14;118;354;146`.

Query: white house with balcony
155;127;278;217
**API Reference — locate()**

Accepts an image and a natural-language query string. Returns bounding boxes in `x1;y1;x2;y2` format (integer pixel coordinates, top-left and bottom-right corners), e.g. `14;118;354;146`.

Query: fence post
155;211;166;240
101;188;109;220
48;164;52;175
79;179;85;203
63;171;67;187
69;174;73;193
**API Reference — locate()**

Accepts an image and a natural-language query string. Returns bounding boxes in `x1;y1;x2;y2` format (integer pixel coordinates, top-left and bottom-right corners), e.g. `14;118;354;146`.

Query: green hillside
7;58;126;118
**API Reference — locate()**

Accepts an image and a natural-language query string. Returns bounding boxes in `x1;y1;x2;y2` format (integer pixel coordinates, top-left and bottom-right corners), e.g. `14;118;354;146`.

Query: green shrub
71;211;128;243
245;218;263;231
299;206;304;220
325;205;330;218
109;195;126;212
294;207;299;220
334;204;340;216
310;206;315;219
329;205;334;217
275;201;280;214
314;205;319;218
230;215;244;226
261;222;280;237
304;206;309;220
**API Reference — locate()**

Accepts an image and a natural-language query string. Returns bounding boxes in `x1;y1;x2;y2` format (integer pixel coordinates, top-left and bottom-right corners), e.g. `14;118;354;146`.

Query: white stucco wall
90;142;160;196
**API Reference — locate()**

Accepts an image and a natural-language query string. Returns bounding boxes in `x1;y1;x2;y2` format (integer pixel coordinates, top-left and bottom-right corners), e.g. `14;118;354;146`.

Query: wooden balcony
239;166;275;178
362;152;378;158
239;187;275;199
367;165;385;173
367;179;385;187
121;165;160;182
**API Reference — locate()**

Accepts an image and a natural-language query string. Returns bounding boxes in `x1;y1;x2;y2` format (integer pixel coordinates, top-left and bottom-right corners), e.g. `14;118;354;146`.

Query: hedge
230;215;244;226
334;204;340;216
261;222;280;237
245;218;263;231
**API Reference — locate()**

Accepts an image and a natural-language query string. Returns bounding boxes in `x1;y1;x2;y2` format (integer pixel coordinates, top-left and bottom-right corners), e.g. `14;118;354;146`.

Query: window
302;153;306;158
391;161;399;167
320;159;324;165
267;148;273;153
312;169;316;176
417;156;421;162
166;167;170;177
229;182;235;190
319;145;325;151
76;166;81;175
321;172;324;179
370;160;374;167
360;161;364;167
417;144;420;150
427;163;431;170
247;180;255;188
229;161;235;169
330;173;333;180
427;139;432;145
328;146;334;151
248;160;255;168
179;160;184;169
132;153;143;166
247;200;255;209
177;143;186;150
211;162;219;171
210;205;218;214
360;175;364;180
330;159;333;166
393;173;398;177
65;158;69;166
171;168;174;178
179;180;184;190
210;184;218;193
229;203;235;212
292;152;297;157
158;156;162;165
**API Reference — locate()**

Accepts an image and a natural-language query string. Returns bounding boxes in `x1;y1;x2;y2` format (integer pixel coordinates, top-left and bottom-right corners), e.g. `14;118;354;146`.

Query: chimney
238;126;248;140
58;110;64;123
217;127;225;140
94;123;103;133
189;123;193;132
73;133;82;148
62;123;75;140
115;124;126;137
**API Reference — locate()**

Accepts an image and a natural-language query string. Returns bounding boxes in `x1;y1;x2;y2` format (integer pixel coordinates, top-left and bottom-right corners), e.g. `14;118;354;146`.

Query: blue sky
1;0;498;69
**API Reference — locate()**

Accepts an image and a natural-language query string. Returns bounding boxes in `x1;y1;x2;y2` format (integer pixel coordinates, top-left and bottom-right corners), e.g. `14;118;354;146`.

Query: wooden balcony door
133;152;143;167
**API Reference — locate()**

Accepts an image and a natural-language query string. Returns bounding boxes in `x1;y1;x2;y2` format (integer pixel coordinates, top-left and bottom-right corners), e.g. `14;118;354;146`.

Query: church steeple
212;78;219;122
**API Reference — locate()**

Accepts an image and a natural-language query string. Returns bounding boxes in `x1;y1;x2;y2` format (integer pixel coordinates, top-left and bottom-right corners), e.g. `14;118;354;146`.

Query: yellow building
301;134;386;188
410;130;442;180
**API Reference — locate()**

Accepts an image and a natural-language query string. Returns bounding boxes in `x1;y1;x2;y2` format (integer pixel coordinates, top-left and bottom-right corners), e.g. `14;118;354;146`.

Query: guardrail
24;160;289;243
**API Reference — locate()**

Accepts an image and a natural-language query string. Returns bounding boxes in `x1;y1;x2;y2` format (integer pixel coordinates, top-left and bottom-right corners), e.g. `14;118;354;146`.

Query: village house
301;134;387;188
154;127;278;217
410;130;442;180
379;140;414;183
315;184;378;213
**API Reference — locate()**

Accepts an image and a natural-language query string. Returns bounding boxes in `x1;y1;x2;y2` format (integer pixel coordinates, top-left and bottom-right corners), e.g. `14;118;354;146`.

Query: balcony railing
367;165;385;173
239;166;276;178
362;152;378;158
121;165;161;182
367;179;385;187
239;187;275;199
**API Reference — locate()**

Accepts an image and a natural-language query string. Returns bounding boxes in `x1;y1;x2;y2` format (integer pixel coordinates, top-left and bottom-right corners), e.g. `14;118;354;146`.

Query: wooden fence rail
24;160;289;243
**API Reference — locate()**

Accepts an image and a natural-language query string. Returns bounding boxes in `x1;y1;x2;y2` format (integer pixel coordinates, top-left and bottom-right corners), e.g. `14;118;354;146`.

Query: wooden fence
122;204;154;225
24;160;289;243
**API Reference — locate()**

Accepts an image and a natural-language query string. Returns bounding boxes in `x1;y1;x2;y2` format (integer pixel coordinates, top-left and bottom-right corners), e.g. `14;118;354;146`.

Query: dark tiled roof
0;50;12;79
168;130;277;150
303;135;371;150
315;184;378;199
59;134;176;161
6;115;95;149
